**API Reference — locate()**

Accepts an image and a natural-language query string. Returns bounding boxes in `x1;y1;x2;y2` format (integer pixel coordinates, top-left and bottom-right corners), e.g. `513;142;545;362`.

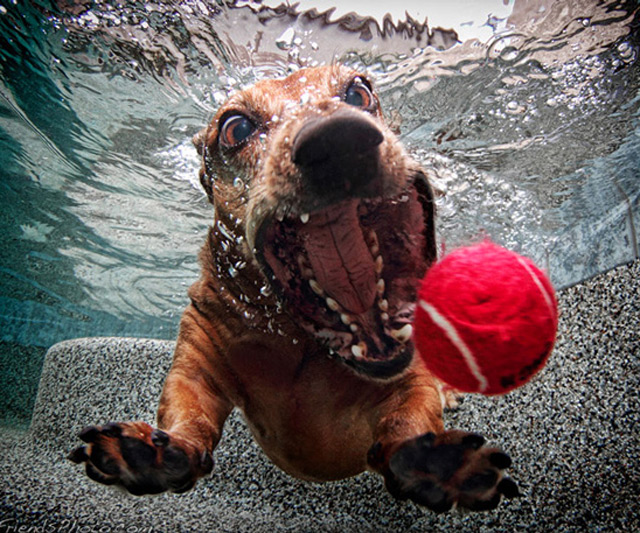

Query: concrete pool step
1;261;638;532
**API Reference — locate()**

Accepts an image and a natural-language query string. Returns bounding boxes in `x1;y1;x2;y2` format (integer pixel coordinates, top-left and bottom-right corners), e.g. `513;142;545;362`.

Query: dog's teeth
375;256;384;275
378;298;389;312
298;255;313;278
391;324;413;343
309;279;324;296
340;315;359;333
326;297;340;312
300;213;310;224
351;342;368;359
367;230;380;256
381;312;389;322
377;279;385;297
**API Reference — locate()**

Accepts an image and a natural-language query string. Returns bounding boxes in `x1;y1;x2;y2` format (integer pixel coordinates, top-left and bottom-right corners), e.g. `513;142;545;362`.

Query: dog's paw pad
373;430;519;513
68;421;212;495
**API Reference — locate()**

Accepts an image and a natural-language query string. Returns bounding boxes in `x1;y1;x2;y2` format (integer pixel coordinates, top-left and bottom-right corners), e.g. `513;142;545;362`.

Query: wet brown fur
71;65;517;511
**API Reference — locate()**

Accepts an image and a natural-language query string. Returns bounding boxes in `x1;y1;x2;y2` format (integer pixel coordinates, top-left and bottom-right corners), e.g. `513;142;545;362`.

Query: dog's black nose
292;109;384;196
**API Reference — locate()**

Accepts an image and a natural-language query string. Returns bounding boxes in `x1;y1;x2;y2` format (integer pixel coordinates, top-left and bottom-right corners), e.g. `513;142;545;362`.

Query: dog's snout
292;110;384;195
292;111;383;165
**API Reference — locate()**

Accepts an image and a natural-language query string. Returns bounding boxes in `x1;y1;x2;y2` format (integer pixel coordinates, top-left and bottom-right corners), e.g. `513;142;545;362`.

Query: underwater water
0;0;638;426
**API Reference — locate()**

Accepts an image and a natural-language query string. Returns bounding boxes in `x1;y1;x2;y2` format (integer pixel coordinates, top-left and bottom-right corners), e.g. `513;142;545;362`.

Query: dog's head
194;65;436;380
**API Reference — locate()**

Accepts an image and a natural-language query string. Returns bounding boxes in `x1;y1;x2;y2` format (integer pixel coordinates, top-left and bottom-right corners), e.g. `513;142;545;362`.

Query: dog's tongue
301;200;377;315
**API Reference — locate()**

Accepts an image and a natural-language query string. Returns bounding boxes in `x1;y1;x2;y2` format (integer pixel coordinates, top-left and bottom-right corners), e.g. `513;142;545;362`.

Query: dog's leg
68;309;233;495
367;370;519;513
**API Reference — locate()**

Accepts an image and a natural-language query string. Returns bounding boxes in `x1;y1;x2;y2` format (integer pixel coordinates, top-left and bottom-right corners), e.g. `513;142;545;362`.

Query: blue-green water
1;0;638;426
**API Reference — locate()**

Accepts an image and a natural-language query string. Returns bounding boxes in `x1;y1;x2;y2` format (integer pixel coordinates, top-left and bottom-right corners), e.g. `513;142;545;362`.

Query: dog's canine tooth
350;323;359;333
340;313;352;325
390;324;413;343
377;279;385;297
381;312;389;322
375;256;384;275
309;279;324;296
300;213;310;224
326;297;340;312
351;342;367;359
378;298;389;312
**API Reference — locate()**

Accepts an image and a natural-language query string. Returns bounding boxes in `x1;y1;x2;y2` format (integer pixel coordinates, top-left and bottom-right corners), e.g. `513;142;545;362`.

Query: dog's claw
69;421;210;495
78;425;100;443
497;477;520;498
370;429;519;513
151;429;170;447
67;446;89;464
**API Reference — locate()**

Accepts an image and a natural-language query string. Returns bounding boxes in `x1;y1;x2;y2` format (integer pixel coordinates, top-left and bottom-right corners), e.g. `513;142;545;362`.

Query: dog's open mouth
254;173;435;379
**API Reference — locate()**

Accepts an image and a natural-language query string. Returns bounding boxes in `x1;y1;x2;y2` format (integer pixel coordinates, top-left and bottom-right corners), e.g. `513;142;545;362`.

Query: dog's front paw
68;421;213;495
368;430;519;513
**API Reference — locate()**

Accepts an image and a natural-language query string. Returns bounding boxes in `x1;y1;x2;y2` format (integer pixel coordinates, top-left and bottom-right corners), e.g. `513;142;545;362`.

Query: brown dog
69;65;519;513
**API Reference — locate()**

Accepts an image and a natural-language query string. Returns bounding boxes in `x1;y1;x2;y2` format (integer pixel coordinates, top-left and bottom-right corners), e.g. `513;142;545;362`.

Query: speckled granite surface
1;261;638;532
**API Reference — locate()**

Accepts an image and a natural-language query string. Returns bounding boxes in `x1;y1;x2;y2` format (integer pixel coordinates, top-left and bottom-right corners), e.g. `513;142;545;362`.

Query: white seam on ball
515;256;555;317
418;299;489;393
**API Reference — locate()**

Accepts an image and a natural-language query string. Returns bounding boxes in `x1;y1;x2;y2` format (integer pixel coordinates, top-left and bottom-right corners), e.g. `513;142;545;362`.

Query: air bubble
500;47;519;62
618;42;634;62
216;220;235;241
276;28;295;50
260;285;272;297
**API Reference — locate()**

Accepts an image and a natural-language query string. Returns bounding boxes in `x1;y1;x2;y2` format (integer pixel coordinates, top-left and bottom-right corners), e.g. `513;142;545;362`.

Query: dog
69;65;519;513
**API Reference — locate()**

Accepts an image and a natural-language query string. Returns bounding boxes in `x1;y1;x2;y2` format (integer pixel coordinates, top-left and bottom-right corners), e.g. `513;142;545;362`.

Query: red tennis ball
413;241;558;395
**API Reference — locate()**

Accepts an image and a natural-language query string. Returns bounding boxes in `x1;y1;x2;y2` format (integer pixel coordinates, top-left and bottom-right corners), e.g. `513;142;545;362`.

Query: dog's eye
344;78;376;111
219;114;256;148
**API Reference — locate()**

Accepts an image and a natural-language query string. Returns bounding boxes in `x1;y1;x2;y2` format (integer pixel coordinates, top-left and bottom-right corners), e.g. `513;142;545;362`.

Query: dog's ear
192;126;208;155
192;126;215;204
